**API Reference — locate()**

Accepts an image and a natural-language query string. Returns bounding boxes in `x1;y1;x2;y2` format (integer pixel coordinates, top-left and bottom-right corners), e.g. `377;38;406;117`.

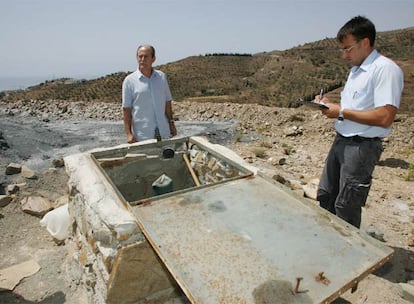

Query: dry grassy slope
158;54;268;102
1;27;413;112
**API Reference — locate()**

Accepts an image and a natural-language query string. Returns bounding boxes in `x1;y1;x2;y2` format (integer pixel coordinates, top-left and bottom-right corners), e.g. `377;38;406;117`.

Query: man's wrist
337;109;344;121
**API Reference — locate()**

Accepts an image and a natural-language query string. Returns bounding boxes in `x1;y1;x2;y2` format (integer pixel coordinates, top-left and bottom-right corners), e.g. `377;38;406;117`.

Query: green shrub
252;147;267;158
282;143;295;155
259;140;272;148
405;163;414;181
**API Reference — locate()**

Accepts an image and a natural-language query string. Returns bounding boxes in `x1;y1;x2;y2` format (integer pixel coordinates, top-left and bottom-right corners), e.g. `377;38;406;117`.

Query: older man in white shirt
122;45;176;143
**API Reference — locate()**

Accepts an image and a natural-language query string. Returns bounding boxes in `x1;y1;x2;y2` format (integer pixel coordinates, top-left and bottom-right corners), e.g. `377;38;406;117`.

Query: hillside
1;27;413;113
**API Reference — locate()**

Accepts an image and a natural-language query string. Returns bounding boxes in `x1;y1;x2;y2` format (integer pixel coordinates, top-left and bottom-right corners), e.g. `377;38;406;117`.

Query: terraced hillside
1;27;413;112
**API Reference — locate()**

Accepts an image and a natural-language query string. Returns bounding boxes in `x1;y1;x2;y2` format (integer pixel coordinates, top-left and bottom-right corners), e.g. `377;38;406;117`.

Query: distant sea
0;75;100;92
0;76;51;92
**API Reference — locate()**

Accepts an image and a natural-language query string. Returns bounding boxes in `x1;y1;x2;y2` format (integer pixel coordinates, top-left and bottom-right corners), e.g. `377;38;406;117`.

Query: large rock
21;195;53;216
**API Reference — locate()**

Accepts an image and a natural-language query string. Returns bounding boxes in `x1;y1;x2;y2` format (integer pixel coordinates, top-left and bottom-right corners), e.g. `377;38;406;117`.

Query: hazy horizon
0;75;103;92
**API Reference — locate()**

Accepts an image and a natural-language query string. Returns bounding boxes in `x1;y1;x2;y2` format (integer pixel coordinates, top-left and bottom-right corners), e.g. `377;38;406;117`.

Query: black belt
337;133;381;142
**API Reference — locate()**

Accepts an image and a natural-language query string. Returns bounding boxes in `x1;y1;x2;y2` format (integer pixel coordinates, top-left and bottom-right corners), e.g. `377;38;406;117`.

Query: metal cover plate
132;175;393;303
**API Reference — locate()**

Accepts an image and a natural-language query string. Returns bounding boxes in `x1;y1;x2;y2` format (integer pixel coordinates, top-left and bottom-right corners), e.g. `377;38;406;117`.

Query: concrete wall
64;146;179;304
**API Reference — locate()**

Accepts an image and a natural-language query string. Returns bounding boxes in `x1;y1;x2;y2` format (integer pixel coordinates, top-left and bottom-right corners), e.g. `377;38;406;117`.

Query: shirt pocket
341;87;373;110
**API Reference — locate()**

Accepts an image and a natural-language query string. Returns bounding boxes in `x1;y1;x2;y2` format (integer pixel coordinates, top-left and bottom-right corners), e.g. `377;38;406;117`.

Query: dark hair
337;16;376;47
137;45;156;57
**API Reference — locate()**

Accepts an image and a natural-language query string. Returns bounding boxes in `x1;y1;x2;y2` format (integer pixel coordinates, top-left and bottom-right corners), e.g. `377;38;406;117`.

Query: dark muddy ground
0;114;237;188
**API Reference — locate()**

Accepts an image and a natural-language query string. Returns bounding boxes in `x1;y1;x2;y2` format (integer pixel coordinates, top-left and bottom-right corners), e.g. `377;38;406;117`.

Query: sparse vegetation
252;147;267;158
256;123;269;134
233;132;242;143
259;140;273;148
204;53;252;57
288;114;305;122
282;143;296;155
405;163;414;181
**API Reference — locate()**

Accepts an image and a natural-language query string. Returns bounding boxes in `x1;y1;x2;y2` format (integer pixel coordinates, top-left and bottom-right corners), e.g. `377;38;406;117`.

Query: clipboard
297;97;329;109
305;100;330;109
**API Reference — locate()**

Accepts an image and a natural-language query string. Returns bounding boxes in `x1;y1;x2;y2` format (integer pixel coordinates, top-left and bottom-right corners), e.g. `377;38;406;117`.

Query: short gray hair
137;45;155;57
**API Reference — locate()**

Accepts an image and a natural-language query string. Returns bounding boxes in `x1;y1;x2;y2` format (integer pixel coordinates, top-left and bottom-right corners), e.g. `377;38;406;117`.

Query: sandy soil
0;100;413;303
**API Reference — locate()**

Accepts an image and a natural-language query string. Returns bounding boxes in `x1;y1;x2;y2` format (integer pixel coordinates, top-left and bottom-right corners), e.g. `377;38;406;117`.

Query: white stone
21;165;37;179
399;283;414;302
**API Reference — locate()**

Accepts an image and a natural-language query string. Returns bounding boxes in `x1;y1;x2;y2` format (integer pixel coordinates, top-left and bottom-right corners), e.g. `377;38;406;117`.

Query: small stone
366;225;385;242
5;163;22;175
272;174;286;184
398;283;414;302
6;184;20;194
289;179;303;191
52;158;65;168
278;158;286;165
303;183;318;200
42;114;50;122
0;195;12;207
60;105;68;113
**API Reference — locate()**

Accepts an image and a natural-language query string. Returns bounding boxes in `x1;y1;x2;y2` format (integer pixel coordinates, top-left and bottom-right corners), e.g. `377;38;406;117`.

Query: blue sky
0;0;413;88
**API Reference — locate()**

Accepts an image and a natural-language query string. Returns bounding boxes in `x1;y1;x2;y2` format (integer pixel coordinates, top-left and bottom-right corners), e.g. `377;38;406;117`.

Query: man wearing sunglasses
315;16;404;228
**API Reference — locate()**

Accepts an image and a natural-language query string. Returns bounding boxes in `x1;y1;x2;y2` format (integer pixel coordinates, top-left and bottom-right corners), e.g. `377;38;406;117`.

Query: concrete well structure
64;136;393;304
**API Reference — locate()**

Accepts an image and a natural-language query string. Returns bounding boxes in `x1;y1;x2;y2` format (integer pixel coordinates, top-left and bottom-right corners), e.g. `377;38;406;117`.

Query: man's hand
126;133;137;143
169;121;177;137
123;107;137;143
321;102;341;119
315;95;341;119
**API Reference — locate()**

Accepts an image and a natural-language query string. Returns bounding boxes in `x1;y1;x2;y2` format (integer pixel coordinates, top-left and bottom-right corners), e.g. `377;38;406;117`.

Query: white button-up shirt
335;49;404;138
122;68;172;140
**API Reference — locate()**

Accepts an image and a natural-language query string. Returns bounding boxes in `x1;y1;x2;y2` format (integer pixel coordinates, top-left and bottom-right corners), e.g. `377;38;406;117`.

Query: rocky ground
0;98;413;303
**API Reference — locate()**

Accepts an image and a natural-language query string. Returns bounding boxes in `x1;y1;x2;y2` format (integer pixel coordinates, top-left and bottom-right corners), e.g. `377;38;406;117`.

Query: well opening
91;137;253;205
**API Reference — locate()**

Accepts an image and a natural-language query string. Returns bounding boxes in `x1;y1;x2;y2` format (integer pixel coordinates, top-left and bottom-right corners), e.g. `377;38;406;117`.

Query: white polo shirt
335;49;404;138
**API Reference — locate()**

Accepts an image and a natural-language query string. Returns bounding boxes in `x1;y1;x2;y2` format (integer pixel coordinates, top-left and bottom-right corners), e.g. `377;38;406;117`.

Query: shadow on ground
0;291;65;304
373;246;414;283
378;157;410;169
